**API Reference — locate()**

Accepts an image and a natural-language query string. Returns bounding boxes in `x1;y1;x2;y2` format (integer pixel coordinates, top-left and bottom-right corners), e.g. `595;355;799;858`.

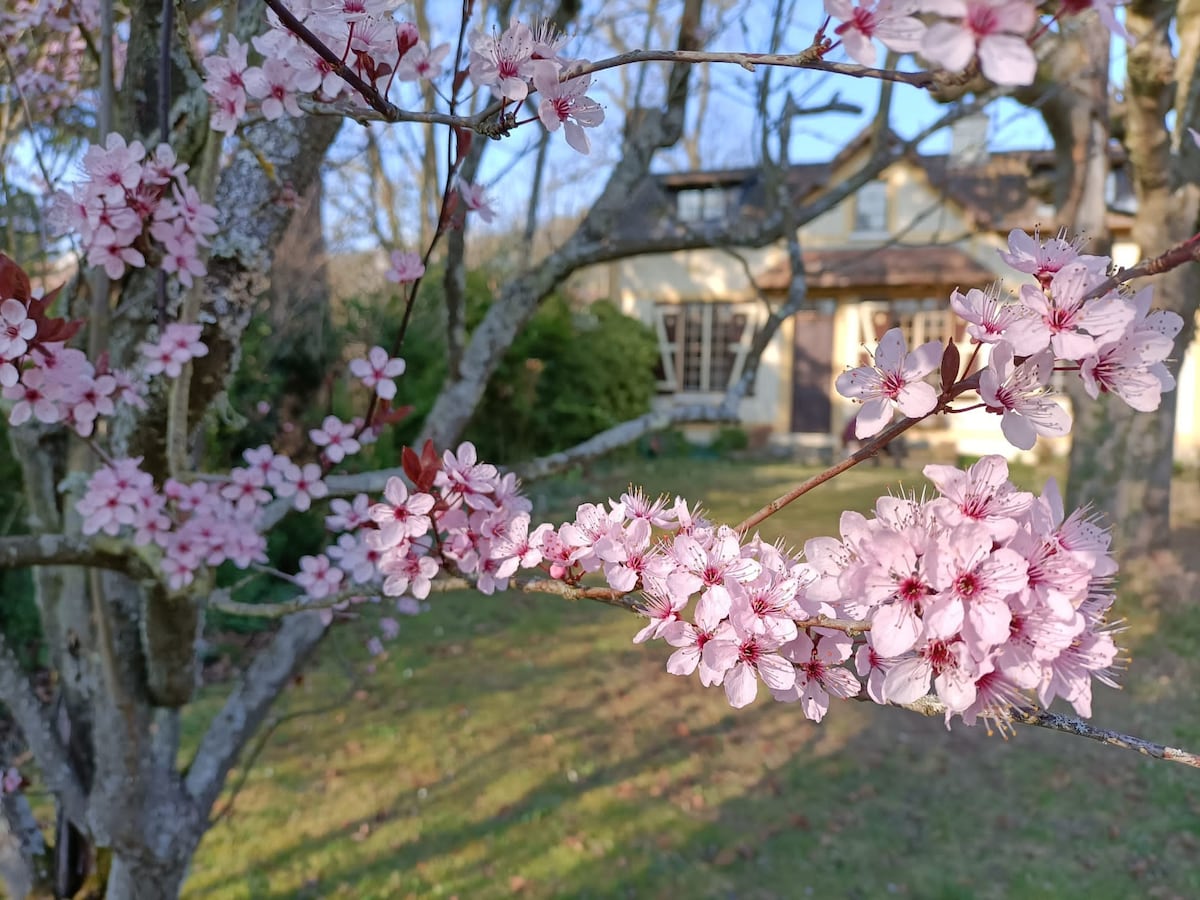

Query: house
568;121;1200;464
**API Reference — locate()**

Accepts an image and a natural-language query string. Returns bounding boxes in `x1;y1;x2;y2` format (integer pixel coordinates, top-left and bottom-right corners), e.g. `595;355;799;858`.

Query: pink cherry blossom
457;180;495;222
435;442;499;511
979;343;1070;451
835;327;942;438
309;415;362;464
273;462;328;511
326;494;372;532
469;19;537;101
949;282;1027;345
777;630;861;722
394;40;451;81
533;62;605;155
824;0;925;67
921;0;1038;86
244;59;303;120
701;618;796;709
368;477;436;547
0;298;36;359
349;346;406;400
296;554;344;600
999;227;1108;286
386;250;425;284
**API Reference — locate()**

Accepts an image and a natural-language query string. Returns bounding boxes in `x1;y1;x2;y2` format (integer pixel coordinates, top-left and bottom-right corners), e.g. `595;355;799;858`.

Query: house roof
759;246;999;292
626;137;1135;245
916;148;1135;233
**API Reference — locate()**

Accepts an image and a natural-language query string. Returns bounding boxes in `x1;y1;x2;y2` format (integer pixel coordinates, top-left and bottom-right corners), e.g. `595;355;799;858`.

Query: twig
1085;230;1200;299
892;694;1200;770
264;1;983;131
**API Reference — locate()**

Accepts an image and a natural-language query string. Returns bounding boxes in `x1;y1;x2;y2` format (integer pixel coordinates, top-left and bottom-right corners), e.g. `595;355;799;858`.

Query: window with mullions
654;302;759;394
676;187;733;223
853;181;889;234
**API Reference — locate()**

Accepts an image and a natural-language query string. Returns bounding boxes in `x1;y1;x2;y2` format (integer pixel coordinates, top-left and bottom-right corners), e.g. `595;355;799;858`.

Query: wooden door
791;308;835;434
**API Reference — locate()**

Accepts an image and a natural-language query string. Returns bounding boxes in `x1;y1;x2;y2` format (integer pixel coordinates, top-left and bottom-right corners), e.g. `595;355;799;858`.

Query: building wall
567;173;1200;464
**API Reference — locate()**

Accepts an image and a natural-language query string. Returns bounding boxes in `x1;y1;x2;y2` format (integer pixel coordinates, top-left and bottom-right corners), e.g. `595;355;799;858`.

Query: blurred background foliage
1;269;661;650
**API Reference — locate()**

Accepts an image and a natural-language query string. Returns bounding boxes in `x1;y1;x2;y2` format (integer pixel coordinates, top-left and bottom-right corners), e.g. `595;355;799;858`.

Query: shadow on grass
186;468;1200;900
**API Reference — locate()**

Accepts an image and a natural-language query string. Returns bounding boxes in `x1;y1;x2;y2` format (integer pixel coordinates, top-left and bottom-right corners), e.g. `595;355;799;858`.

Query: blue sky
331;2;1132;245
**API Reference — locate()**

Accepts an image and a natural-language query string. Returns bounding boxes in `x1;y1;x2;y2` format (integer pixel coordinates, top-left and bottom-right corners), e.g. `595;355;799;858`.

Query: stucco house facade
569;127;1200;464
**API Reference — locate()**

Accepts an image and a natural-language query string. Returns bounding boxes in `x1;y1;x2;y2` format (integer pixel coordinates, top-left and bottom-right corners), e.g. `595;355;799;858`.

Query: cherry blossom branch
1085;229;1200;299
560;48;971;91
887;694;1200;770
206;584;357;619
260;0;401;123
733;371;983;534
267;1;978;132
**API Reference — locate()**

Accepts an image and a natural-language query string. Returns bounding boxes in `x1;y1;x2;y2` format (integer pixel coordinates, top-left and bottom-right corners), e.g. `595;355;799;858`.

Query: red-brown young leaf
452;66;470;96
401;445;423;484
24;285;84;345
374;402;413;428
940;339;961;393
417;438;441;492
453;126;473;165
0;253;31;302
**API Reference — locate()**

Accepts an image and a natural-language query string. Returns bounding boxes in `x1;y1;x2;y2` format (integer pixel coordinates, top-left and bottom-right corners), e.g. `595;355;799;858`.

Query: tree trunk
1065;2;1200;559
105;853;188;900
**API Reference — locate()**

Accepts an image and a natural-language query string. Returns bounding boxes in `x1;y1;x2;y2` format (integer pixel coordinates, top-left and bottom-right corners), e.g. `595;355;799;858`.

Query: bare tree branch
0;534;153;578
888;694;1200;769
184;608;328;815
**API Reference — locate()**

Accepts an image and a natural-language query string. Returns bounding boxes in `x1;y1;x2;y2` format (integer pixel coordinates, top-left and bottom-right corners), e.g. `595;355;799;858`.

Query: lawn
182;458;1200;900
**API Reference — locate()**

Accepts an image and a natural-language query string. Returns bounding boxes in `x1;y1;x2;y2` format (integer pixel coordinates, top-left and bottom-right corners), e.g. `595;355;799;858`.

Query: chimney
949;112;990;169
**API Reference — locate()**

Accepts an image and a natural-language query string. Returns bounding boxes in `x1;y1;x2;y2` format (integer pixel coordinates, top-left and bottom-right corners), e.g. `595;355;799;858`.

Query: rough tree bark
2;2;342;894
1063;1;1200;560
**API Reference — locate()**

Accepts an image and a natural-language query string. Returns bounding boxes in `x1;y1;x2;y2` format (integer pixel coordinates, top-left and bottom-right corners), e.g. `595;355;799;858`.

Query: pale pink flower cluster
468;19;605;155
140;323;209;379
982;229;1181;447
2;302;138;437
75;440;350;590
505;488;856;716
838;228;1182;450
824;1;1128;88
77;456;270;589
811;455;1121;724
0;1;111;117
202;4;443;133
48;134;217;285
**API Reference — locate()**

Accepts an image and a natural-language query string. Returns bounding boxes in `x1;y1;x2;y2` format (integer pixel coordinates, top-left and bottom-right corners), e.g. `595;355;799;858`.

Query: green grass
182;458;1200;900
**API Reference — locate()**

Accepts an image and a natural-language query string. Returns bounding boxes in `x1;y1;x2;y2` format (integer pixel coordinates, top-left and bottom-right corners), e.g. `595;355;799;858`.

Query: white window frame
676;187;731;223
853;181;889;235
654;301;762;394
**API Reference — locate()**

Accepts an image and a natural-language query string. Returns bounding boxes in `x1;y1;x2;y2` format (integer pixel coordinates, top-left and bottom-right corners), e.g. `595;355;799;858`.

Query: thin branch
268;0;981;132
184;608;329;814
734;372;983;534
206;586;356;620
890;694;1200;769
1086;230;1200;298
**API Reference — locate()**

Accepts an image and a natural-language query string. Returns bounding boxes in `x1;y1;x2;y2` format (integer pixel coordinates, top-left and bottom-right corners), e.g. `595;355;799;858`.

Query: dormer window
853;180;889;234
677;187;731;223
